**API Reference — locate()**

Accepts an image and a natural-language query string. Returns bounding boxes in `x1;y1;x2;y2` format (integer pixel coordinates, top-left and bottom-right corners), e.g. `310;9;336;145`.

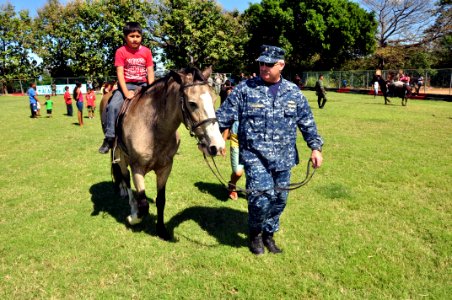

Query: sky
1;0;261;16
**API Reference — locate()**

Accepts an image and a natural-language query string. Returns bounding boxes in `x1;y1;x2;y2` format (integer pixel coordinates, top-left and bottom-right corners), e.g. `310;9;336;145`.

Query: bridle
179;81;218;138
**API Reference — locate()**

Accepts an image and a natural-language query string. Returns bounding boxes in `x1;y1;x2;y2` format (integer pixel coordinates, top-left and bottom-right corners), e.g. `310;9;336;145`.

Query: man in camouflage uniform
216;45;324;255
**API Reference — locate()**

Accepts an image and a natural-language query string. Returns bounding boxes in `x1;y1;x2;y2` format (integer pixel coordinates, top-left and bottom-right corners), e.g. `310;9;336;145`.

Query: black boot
249;232;264;255
262;232;282;254
98;137;114;154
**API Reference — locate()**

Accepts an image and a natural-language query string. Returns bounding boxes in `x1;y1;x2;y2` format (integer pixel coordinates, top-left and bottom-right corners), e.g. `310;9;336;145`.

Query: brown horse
100;66;225;240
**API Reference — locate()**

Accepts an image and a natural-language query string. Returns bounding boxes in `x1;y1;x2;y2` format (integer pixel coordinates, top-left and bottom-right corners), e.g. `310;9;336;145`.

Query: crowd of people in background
25;81;118;124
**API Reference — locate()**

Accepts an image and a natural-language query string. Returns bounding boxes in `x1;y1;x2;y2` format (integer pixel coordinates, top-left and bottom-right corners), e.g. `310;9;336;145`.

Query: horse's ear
202;65;213;80
169;70;182;85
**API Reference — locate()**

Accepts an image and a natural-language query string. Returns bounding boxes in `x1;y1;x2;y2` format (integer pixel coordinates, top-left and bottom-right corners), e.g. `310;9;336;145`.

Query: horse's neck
158;88;184;134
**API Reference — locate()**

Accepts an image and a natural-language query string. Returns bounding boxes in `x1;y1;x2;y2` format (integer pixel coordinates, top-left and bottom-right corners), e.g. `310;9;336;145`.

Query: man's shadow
89;181;248;248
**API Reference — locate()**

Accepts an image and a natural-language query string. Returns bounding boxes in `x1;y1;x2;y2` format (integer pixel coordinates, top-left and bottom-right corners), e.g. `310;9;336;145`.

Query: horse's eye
189;102;198;110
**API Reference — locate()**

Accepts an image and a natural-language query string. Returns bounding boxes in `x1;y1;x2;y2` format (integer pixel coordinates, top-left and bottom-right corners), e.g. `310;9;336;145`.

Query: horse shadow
89;181;159;236
89;181;248;248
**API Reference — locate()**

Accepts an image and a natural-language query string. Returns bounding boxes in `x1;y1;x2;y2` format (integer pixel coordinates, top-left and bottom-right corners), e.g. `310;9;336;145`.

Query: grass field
0;91;450;299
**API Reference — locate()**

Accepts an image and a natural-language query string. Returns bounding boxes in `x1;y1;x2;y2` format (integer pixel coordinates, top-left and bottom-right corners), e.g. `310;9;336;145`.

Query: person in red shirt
63;86;73;116
99;22;155;153
85;88;96;119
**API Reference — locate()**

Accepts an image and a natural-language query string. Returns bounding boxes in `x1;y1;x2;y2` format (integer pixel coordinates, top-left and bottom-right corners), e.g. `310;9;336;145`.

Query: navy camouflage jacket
216;76;323;171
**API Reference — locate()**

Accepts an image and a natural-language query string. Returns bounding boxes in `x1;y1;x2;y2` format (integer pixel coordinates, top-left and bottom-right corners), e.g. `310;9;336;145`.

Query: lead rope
202;153;316;195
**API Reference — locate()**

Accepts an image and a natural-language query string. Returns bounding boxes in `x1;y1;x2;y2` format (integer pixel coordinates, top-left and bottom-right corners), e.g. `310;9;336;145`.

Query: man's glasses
259;61;277;68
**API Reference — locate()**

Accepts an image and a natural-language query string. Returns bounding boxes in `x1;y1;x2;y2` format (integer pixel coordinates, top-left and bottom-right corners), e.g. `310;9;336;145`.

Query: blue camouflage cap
256;45;285;63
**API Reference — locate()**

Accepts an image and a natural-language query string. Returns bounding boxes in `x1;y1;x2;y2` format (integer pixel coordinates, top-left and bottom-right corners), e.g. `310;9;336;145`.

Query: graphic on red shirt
115;45;153;83
86;92;96;107
64;91;72;104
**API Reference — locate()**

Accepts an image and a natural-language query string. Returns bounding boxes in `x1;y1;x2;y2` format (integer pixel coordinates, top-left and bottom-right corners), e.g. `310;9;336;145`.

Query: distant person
416;75;424;94
98;21;155;154
27;82;39;118
315;74;327;109
44;94;53;117
51;82;56;96
341;79;347;88
64;86;73;116
373;77;379;98
293;74;303;89
219;79;233;105
73;82;84;126
86;88;96;119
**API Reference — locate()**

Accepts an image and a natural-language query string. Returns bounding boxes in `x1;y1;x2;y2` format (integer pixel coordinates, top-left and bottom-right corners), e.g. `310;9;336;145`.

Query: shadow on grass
166;206;248;248
194;181;229;201
194;181;247;202
89;181;248;248
89;181;159;236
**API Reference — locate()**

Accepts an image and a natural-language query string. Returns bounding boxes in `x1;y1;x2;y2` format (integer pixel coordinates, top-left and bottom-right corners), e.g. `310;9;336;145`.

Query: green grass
0;92;450;299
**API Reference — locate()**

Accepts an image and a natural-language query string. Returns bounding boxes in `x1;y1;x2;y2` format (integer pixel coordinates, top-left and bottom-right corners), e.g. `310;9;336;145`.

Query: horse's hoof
127;214;142;225
157;224;171;241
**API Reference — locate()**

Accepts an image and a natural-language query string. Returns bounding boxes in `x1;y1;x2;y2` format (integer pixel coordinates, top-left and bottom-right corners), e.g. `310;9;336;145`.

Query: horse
387;81;412;106
99;66;225;240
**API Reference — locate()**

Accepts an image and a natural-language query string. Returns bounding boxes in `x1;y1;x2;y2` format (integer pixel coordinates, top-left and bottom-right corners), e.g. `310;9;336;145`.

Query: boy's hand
125;90;135;99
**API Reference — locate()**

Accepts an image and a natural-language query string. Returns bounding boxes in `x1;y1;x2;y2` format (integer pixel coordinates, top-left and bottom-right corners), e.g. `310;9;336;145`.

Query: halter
179;81;218;138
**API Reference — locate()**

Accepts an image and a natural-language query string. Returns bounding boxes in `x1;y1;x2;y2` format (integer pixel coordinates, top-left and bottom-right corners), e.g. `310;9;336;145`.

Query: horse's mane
135;66;207;99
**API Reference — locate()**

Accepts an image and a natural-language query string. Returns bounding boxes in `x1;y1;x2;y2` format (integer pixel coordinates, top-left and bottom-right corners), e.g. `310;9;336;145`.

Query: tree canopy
243;0;377;71
33;0;156;79
154;0;248;73
0;3;39;87
0;0;450;86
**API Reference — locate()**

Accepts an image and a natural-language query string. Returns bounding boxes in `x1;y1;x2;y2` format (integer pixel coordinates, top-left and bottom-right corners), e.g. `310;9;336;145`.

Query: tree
33;0;156;81
154;0;248;71
425;0;452;68
360;0;437;47
0;3;40;92
243;0;377;71
358;0;451;69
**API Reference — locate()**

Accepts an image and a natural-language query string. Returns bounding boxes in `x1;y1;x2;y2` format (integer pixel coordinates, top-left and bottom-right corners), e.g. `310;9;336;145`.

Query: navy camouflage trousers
245;161;291;235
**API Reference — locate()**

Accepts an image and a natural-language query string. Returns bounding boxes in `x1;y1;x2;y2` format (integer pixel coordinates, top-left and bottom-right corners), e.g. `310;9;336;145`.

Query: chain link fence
1;69;451;96
0;76;117;95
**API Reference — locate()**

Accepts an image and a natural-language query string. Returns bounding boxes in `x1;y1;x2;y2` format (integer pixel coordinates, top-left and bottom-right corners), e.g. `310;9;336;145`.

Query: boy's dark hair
123;22;142;36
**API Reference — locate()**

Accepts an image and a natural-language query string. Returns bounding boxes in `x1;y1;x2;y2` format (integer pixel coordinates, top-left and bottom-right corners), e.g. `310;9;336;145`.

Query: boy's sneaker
228;191;238;200
228;181;238;200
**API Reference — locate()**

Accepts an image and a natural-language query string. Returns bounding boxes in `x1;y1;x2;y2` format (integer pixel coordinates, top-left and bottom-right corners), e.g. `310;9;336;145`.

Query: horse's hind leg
402;97;407;106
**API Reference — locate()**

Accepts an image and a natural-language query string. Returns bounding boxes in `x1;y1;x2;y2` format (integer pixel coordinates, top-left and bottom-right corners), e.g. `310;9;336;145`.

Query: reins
202;153;316;195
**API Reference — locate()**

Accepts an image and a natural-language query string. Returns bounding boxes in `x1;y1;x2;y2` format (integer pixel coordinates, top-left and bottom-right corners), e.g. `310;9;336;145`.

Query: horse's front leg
155;165;173;241
127;171;149;225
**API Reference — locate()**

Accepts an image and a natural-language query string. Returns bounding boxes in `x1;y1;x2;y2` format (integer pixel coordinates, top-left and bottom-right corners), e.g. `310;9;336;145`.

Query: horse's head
172;67;225;156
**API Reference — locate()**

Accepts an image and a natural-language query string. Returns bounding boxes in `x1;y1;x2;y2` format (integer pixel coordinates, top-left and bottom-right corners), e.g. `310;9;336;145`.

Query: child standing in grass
44;95;53;117
64;86;73;116
222;120;243;200
86;88;96;119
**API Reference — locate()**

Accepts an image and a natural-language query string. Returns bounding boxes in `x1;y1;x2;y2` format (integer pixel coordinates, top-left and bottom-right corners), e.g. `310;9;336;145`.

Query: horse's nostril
209;146;218;156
